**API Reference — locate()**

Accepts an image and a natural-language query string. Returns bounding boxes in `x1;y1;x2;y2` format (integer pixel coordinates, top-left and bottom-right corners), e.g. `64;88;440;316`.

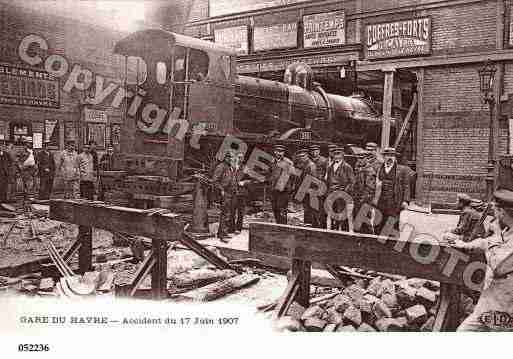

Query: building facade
147;0;513;204
0;1;135;153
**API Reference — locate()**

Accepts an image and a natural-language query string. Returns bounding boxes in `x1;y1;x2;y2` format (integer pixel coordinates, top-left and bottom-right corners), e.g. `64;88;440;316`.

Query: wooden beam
394;93;418;149
381;70;394;149
249;222;485;286
49;200;184;241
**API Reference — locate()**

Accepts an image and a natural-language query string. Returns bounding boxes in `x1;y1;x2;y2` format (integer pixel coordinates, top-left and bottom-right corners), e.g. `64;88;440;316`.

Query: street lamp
478;60;497;200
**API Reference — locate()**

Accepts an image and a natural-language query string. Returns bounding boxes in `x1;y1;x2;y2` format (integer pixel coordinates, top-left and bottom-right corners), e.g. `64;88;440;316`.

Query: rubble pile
275;276;473;332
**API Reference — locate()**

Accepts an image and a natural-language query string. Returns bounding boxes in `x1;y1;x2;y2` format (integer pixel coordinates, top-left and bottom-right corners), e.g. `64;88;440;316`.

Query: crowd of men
0;139;116;203
211;141;413;240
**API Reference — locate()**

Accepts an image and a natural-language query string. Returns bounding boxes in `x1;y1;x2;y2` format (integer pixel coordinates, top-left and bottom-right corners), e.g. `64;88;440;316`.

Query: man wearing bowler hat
212;151;237;240
455;189;513;331
310;144;328;228
326;146;355;231
372;147;410;233
267;144;294;224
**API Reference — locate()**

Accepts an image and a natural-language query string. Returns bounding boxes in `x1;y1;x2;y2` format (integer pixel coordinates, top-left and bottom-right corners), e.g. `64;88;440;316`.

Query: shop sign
253;23;298;51
303;11;345;49
214;26;249;55
0;64;59;108
210;0;308;17
84;108;108;123
237;53;352;73
365;17;431;59
45;119;58;143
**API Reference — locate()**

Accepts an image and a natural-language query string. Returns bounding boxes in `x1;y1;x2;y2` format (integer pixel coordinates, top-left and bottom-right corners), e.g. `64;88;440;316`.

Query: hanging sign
365;17;432;59
214;26;249;55
253;23;298;51
0;64;59;108
303;11;345;48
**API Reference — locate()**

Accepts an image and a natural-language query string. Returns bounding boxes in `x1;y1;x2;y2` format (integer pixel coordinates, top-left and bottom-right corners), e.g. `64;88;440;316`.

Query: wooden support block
78;226;92;275
128;251;156;297
151;237;168;300
433;283;462;331
292;259;311;309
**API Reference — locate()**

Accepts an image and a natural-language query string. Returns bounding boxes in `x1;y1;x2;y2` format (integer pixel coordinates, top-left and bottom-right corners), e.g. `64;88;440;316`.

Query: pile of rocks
275;276;472;332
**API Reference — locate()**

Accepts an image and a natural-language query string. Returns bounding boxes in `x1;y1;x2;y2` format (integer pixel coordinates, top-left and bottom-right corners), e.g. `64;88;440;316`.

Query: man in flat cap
442;193;486;243
326;146;355;231
372;147;411;233
455;189;513;331
212;151;237;240
326;144;338;170
294;148;320;227
353;143;382;233
267;144;294;224
309;144;328;228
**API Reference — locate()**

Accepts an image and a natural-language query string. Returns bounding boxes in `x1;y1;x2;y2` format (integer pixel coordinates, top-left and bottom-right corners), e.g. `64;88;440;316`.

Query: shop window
64;122;77;143
86;123;106;148
10;122;32;145
45;119;60;148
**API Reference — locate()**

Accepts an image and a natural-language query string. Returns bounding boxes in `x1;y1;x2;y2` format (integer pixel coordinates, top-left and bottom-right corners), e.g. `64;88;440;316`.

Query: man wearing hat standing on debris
326;146;355;231
0;140;12;203
212;151;237;240
372;147;410;233
455;189;513;331
36;142;55;200
98;145;116;201
442;193;486;243
354;142;382;233
57;140;80;199
267;144;294;225
295;148;320;227
310;144;328;227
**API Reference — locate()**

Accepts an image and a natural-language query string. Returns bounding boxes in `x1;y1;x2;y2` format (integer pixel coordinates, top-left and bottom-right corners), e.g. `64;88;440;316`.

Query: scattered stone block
324;323;338;332
405;304;428;325
337;325;356;332
304;318;328;332
287;302;307;321
357;323;377;332
372;299;392;319
396;285;417;307
301;305;324;321
343;306;362;327
406;278;427;289
333;294;353;313
343;284;366;303
325;307;344;325
377;279;395;297
38;278;55;292
381;292;399;312
366;278;381;297
415;287;438;308
425;280;440;291
375;317;407;332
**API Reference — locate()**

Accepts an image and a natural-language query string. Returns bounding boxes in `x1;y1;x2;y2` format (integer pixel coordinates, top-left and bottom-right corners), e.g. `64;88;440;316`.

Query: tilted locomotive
107;29;393;196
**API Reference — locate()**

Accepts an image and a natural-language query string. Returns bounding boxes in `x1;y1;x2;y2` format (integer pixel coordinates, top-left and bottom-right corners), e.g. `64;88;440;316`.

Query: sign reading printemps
254;23;298;51
366;17;431;59
0;64;59;108
303;11;345;49
214;26;249;55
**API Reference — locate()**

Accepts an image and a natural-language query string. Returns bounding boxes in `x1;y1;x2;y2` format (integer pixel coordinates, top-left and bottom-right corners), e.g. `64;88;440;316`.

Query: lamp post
478;60;497;200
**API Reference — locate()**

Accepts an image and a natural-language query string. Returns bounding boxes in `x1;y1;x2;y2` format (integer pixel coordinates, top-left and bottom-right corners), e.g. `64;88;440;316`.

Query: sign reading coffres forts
365;17;431;59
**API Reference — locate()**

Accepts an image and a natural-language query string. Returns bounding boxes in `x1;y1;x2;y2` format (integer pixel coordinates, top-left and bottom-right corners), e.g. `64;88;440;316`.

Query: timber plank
49;200;184;241
249;222;485;286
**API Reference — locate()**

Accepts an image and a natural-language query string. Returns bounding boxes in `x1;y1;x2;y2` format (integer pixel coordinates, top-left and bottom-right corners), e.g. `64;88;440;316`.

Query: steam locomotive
111;29;393;183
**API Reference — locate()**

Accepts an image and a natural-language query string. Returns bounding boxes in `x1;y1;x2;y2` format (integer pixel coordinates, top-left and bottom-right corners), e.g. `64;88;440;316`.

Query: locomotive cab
113;29;237;177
